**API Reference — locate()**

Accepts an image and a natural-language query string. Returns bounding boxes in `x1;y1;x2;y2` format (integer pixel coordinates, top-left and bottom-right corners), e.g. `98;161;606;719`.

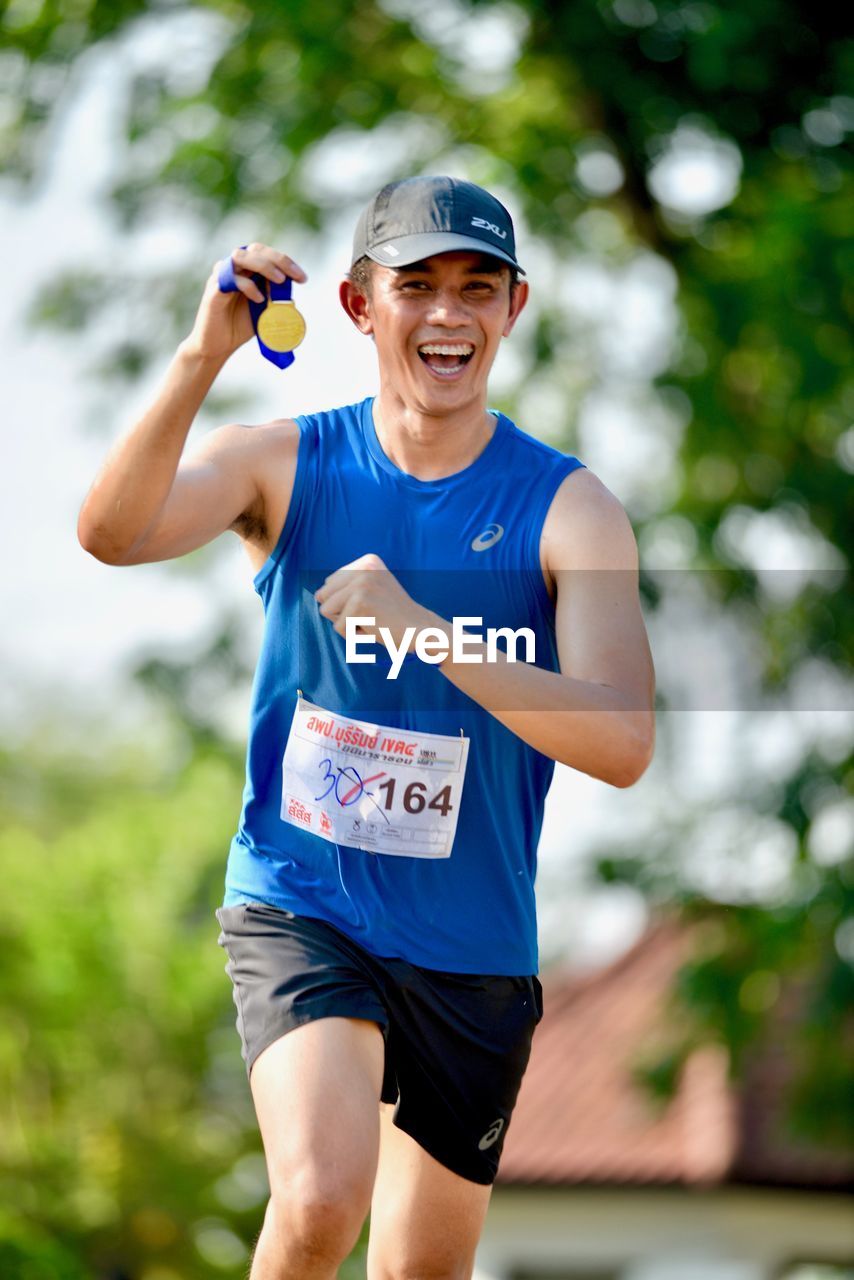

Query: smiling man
78;175;655;1279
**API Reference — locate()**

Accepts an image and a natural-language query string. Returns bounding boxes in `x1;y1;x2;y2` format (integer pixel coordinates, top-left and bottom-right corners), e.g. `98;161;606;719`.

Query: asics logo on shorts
478;1117;505;1150
471;523;504;552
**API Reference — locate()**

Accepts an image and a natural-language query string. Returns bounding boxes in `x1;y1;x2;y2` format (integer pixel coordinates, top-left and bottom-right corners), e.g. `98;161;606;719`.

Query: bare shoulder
199;415;299;462
541;465;639;576
186;415;299;474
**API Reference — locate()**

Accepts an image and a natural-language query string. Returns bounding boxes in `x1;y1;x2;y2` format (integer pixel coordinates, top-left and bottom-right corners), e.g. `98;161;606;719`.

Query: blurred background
0;0;851;1276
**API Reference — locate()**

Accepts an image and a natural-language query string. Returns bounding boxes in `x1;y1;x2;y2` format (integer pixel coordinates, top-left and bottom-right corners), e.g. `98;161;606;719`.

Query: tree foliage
0;738;250;1275
0;732;375;1275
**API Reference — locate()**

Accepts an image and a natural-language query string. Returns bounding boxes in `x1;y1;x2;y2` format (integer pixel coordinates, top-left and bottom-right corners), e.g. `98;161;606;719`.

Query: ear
502;280;529;338
339;278;374;335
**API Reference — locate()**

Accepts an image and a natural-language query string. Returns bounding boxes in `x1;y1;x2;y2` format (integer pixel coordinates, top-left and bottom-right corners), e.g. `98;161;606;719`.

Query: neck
372;387;495;481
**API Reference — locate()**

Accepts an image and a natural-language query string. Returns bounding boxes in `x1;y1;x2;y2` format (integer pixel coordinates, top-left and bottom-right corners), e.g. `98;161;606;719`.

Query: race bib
281;697;469;858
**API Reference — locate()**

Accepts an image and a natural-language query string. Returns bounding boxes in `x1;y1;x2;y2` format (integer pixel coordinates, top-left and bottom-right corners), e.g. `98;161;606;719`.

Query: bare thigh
250;1016;385;1215
366;1103;492;1280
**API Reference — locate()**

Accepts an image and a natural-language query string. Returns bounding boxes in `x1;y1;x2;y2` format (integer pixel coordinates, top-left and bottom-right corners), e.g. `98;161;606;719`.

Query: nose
425;287;470;327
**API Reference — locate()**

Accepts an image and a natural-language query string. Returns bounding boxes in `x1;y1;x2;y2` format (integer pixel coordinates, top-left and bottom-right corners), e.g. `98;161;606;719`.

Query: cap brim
364;232;525;275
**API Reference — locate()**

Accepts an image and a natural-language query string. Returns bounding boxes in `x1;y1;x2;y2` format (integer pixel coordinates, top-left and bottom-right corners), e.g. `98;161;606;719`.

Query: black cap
351;175;525;275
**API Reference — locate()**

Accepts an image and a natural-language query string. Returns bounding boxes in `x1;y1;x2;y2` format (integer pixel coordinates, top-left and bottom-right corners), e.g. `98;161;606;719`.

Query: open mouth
417;342;475;377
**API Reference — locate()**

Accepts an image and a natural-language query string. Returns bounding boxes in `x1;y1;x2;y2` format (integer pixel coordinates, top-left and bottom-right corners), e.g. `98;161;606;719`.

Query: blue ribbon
217;248;296;370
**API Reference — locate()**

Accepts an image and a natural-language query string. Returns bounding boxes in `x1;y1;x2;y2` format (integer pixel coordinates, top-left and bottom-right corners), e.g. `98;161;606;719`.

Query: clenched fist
315;553;438;651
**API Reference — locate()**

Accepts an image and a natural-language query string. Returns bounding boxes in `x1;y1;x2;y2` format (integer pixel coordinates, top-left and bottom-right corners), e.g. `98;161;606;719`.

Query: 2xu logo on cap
471;216;507;241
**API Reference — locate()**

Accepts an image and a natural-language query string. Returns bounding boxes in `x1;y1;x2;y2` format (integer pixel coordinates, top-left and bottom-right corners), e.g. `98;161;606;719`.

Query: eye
399;279;430;291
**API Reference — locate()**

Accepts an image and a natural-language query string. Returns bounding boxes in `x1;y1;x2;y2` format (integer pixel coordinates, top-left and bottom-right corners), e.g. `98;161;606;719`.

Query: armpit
231;499;268;546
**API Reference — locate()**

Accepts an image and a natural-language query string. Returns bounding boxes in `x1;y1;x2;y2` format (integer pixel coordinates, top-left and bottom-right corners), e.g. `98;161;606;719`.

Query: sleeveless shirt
223;396;585;974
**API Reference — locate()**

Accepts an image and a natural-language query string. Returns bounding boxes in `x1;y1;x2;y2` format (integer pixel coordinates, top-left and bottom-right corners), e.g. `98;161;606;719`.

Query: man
78;175;655;1279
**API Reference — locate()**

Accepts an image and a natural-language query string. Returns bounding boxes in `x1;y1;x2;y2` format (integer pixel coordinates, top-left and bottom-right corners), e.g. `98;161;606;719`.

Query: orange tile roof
498;916;854;1190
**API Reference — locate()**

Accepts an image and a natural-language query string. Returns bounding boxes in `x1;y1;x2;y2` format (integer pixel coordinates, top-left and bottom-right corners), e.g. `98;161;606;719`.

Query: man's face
342;251;528;416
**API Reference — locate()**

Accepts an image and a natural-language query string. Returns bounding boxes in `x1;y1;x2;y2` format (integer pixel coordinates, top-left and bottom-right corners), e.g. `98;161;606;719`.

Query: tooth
420;344;473;355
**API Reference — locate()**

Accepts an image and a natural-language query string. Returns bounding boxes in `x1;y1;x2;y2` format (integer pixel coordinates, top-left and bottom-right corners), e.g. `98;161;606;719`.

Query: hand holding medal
217;244;307;370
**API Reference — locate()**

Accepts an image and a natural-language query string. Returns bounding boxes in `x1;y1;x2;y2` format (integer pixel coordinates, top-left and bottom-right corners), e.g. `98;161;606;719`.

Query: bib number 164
314;759;453;819
375;777;453;817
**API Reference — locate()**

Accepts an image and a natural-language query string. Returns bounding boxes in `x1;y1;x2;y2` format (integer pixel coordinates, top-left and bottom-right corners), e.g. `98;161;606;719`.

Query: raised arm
77;244;306;566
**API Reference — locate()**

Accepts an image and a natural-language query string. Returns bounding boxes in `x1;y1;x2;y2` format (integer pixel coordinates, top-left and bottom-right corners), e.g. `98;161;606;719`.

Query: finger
234;274;266;305
332;617;375;641
316;570;373;607
233;244;308;284
315;569;353;604
233;250;284;285
271;250;308;284
349;553;385;572
332;611;378;640
316;555;386;602
316;581;359;621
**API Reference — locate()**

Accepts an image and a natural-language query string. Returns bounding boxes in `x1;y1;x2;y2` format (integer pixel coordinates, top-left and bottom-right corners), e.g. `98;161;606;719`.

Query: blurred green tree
0;730;373;1275
0;736;254;1276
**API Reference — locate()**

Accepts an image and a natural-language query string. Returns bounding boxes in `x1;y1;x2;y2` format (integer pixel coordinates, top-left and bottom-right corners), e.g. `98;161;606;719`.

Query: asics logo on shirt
471;523;504;552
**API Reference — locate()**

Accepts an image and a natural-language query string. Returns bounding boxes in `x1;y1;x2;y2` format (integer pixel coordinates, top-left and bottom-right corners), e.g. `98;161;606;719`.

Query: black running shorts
215;900;543;1185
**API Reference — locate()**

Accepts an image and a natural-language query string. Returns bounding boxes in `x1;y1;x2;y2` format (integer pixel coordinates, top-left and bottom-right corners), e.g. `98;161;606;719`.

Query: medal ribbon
217;248;296;370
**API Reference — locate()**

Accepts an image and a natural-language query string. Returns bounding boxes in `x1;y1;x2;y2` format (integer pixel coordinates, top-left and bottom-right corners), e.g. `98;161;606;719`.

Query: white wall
476;1187;854;1280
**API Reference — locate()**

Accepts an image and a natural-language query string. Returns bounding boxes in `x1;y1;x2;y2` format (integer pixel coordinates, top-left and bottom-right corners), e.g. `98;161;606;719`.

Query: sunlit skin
339;250;529;482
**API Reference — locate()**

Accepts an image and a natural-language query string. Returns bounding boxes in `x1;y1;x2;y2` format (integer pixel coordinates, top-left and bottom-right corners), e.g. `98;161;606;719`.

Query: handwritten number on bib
314;758;337;804
314;758;366;807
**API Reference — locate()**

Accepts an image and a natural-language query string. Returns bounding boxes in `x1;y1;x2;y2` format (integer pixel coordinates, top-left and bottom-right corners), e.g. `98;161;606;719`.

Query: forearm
427;615;654;787
77;341;227;562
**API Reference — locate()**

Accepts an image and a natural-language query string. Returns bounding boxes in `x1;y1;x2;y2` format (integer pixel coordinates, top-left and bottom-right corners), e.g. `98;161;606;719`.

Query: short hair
349;255;375;295
349;254;520;299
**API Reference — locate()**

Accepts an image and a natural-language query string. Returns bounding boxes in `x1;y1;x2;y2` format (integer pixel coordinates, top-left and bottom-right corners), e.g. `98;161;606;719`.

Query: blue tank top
224;396;585;974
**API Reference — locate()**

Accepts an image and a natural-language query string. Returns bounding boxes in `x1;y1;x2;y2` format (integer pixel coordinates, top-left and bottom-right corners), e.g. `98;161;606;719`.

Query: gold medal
257;300;307;353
